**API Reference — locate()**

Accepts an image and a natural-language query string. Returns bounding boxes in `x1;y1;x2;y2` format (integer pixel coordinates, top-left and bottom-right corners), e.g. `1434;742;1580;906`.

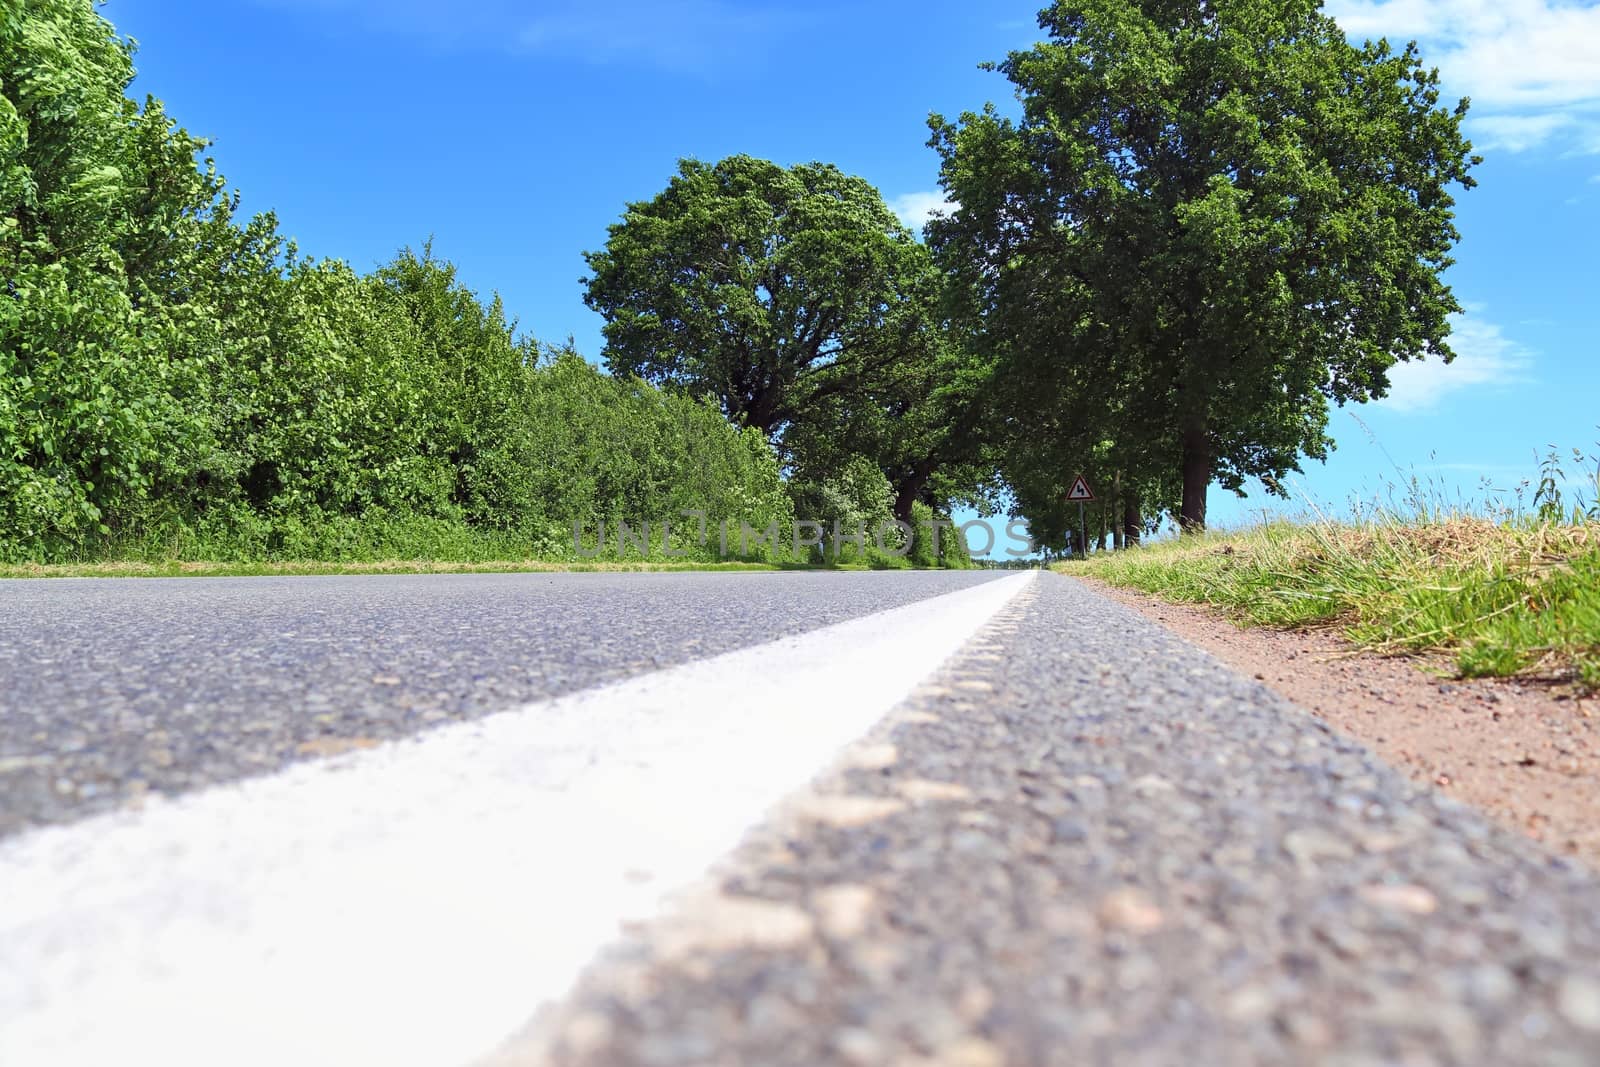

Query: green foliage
583;154;1003;525
1533;444;1600;525
906;501;974;570
0;5;801;566
932;0;1480;532
582;155;933;438
786;453;897;564
14;0;1495;574
1;0;211;549
529;348;795;562
20;328;798;564
782;462;974;568
783;314;1003;523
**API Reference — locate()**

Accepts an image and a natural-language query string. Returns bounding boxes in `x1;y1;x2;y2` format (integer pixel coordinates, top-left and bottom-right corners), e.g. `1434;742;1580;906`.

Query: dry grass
1058;517;1600;692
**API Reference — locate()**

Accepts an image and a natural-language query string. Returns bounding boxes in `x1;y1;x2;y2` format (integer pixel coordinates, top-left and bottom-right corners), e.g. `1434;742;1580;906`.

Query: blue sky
109;0;1600;534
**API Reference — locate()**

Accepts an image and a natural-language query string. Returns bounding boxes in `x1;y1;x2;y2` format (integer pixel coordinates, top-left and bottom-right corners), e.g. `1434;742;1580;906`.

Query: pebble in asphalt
495;573;1600;1066
0;570;1005;836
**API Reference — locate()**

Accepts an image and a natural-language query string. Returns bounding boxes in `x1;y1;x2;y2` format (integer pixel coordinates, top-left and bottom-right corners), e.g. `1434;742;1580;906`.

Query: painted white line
1;571;1036;1067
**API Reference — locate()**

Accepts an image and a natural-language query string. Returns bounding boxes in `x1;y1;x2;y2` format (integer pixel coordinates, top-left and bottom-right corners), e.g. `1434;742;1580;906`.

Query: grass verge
1055;518;1600;692
0;556;991;579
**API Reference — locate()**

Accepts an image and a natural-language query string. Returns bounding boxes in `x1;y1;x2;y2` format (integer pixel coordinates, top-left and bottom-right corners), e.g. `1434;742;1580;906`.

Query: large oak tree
930;0;1479;530
582;155;934;440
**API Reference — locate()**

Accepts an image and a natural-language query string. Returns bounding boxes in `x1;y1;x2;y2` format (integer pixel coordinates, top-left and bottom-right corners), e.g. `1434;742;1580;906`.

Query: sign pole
1066;474;1096;558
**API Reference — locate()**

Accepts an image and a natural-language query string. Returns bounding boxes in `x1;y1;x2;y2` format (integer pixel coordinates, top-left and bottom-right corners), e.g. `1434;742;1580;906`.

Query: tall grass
1059;439;1600;692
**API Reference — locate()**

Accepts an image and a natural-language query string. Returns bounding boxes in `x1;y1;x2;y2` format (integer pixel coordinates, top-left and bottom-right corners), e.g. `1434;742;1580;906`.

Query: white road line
1;571;1036;1067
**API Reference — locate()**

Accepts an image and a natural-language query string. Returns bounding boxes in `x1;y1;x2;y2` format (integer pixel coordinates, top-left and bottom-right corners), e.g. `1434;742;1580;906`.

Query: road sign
1066;475;1095;502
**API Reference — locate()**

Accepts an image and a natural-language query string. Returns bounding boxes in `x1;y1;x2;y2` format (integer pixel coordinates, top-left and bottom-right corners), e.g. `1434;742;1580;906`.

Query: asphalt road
510;573;1600;1066
7;569;1600;1066
0;570;1005;836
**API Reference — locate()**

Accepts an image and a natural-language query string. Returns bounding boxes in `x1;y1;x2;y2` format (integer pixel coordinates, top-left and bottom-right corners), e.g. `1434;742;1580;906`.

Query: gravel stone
1558;977;1600;1031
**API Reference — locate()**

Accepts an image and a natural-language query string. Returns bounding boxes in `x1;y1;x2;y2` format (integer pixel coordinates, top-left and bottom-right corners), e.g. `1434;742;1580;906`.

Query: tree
780;275;1003;524
582;155;933;439
0;0;239;550
930;0;1479;530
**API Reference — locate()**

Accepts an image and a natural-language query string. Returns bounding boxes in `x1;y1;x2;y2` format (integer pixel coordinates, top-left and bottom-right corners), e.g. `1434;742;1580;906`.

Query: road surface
0;570;1001;835
4;570;1600;1065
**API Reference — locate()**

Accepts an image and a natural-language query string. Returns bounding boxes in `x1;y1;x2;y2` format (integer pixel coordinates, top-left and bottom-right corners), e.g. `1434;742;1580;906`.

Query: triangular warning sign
1066;475;1095;502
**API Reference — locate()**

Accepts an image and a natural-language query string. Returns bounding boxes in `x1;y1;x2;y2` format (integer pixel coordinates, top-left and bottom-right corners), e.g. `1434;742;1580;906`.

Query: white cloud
1325;0;1600;156
1471;114;1576;153
1378;309;1536;413
887;191;954;232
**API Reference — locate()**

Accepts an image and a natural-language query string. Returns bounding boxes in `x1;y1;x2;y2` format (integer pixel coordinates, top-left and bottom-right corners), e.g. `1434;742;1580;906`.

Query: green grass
1057;518;1600;692
3;506;978;576
0;545;962;579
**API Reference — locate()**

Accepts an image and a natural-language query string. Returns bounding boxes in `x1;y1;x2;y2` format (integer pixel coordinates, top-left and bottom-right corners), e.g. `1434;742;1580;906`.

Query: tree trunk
1122;494;1142;548
892;458;937;525
1179;421;1210;533
744;390;782;436
1112;472;1125;551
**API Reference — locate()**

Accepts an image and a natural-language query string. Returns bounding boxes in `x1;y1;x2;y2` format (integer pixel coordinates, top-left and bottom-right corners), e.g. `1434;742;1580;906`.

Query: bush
786;456;896;564
905;501;974;570
0;3;921;568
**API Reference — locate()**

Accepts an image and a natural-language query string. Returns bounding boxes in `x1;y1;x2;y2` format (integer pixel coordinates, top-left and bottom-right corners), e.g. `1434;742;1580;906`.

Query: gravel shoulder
489;572;1600;1067
1084;578;1600;866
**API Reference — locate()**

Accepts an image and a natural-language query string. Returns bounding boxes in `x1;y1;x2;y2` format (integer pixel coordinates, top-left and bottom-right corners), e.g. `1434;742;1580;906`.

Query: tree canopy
583;153;999;524
582;155;935;439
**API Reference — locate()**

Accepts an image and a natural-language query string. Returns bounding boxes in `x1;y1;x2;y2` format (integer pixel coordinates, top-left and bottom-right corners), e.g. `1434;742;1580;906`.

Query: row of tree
2;0;1479;562
579;0;1478;550
929;0;1479;538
